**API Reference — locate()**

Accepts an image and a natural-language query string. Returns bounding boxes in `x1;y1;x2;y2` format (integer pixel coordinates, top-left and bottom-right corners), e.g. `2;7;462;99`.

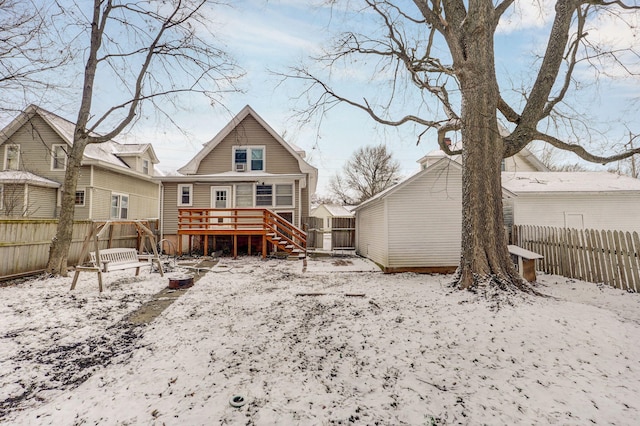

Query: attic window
233;146;264;172
51;144;67;171
143;159;149;175
4;144;20;170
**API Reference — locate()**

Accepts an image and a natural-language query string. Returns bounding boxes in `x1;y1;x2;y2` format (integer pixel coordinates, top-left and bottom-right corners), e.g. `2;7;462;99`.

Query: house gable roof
0;105;159;177
311;203;355;218
177;105;318;192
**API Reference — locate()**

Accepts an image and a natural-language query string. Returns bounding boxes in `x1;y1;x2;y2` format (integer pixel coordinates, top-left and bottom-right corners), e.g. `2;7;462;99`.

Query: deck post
233;234;238;258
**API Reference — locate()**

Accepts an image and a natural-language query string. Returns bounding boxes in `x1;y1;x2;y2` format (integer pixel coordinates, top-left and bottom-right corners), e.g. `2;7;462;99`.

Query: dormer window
233;146;264;172
143;159;150;175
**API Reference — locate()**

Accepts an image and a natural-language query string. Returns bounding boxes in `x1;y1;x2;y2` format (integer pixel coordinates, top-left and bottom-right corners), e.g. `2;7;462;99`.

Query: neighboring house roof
177;105;318;193
0;105;160;175
324;204;355;217
417;145;549;172
0;171;61;188
502;171;640;194
311;203;355;217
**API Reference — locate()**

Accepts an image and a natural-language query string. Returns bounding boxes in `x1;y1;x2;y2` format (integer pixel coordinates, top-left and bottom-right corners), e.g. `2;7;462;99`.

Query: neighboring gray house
0;105;161;220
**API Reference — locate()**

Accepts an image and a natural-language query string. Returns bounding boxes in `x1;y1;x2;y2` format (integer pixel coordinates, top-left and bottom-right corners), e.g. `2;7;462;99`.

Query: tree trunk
46;135;88;276
454;10;525;291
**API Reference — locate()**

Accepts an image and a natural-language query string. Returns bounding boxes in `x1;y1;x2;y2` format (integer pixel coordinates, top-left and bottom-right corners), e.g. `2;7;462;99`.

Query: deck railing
177;208;306;257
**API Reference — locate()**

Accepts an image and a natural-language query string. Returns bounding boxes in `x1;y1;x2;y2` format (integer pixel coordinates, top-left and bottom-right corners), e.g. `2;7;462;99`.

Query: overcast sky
5;0;640;195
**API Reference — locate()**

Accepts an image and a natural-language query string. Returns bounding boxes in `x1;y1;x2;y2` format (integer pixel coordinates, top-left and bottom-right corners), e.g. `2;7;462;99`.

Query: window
251;148;264;171
75;190;85;206
0;184;3;210
256;184;272;206
51;144;67;170
235;184;253;207
233;146;264;172
177;184;192;206
500;159;506;172
142;159;150;175
275;184;293;206
111;193;129;219
4;144;20;170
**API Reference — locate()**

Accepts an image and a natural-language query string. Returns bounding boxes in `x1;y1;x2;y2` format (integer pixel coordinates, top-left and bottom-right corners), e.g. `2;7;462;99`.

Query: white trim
110;192;130;219
0;184;3;210
232;145;266;172
4;144;20;170
177;183;193;206
275;183;294;208
50;144;68;171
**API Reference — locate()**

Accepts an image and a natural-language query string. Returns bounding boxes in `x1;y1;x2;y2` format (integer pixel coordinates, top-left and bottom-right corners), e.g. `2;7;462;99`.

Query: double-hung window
256;184;273;206
51;144;67;170
235;184;253;207
178;184;192;206
142;159;150;175
233;146;264;172
75;190;85;206
111;193;129;219
275;184;293;206
4;144;20;170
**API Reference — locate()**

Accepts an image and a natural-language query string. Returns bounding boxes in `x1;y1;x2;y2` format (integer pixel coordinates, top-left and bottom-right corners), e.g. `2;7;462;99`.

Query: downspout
298;179;302;226
23;183;29;216
158;181;164;240
89;165;94;219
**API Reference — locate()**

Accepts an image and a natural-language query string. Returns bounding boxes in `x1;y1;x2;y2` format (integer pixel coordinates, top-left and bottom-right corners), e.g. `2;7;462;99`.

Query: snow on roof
0;170;60;187
322;204;355;217
502;171;640;193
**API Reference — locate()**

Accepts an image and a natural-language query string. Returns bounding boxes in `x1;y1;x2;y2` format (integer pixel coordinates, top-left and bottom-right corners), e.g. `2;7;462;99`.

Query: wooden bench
71;248;153;292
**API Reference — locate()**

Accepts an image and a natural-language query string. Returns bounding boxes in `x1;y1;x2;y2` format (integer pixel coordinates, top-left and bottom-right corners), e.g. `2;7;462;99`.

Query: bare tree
46;0;243;276
609;131;639;178
289;0;640;291
0;0;68;113
329;144;401;204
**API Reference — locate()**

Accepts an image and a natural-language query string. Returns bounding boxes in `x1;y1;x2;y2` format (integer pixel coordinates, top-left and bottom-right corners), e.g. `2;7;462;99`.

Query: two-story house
158;105;318;257
0;105;160;220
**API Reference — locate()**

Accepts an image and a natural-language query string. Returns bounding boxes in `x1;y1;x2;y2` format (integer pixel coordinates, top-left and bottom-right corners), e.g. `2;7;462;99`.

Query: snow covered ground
2;256;640;425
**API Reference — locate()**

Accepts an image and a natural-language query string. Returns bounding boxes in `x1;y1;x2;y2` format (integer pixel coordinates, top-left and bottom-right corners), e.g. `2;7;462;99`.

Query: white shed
354;158;463;273
502;172;640;233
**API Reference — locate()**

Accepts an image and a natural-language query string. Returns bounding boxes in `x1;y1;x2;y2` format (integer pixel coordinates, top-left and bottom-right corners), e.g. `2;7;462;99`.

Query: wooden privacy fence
513;225;640;291
0;219;158;280
331;217;355;250
302;216;323;250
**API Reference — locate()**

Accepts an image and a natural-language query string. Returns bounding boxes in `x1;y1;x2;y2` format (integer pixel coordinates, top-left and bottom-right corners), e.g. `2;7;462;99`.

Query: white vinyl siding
386;165;462;268
512;193;640;233
356;200;388;267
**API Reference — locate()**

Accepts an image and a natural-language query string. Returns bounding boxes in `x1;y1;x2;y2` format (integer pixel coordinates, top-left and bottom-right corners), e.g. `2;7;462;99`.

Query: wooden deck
177;208;307;258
